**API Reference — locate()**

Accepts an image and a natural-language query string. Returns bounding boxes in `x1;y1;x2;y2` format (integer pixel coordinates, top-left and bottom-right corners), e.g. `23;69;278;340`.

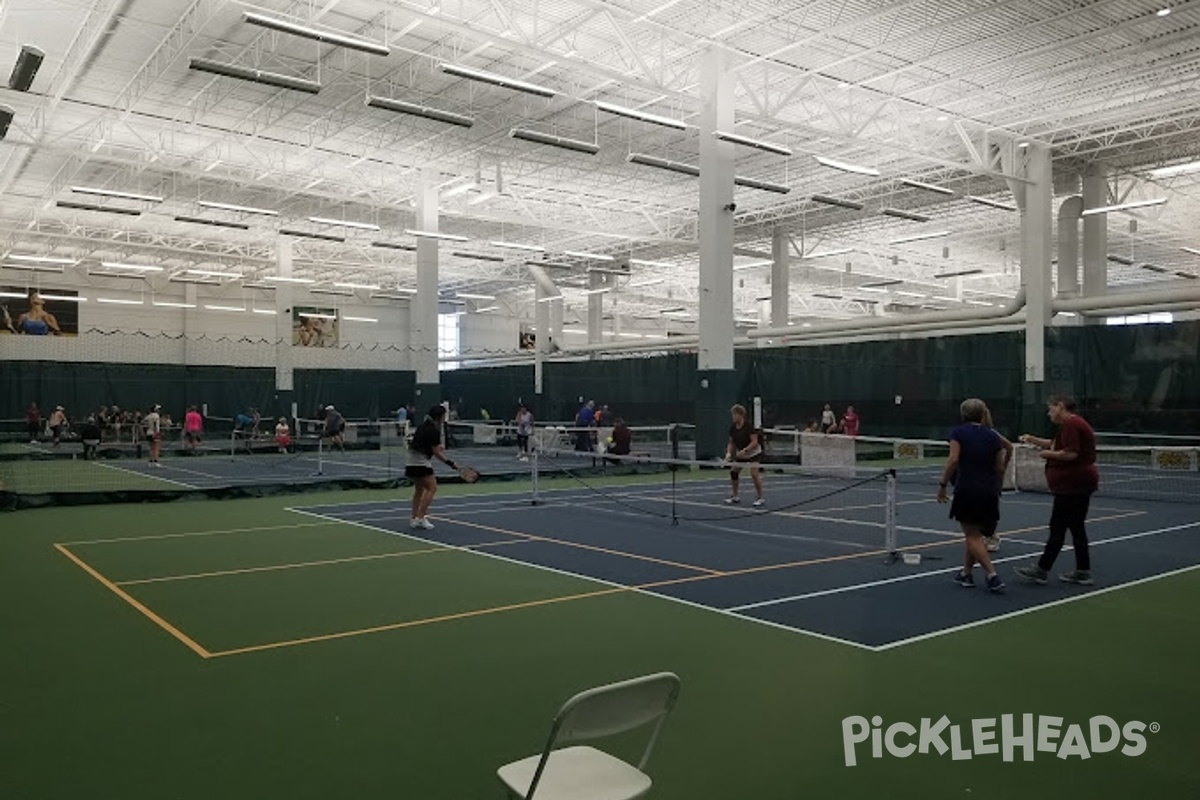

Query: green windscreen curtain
294;369;416;420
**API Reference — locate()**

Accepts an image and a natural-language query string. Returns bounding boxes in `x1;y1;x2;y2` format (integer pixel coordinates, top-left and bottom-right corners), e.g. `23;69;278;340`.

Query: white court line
93;461;196;489
155;461;232;481
61;521;338;546
729;521;1200;613
284;506;877;653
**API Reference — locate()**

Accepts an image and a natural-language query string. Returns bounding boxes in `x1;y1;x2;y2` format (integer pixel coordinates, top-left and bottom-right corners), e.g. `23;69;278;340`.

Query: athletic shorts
949;490;1000;526
405;466;434;480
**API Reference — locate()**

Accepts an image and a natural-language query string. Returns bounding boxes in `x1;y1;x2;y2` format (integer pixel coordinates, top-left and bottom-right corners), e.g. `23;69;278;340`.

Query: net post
315;435;324;476
531;448;541;505
884;469;898;564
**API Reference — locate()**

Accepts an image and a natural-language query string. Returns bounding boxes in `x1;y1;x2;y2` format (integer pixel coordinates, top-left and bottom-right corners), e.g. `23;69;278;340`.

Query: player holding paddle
724;403;765;507
406;404;477;530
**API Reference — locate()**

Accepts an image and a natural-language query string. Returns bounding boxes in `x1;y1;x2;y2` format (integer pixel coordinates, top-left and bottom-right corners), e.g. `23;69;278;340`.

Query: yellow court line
114;539;526;586
206;585;629;658
433;515;724;575
53;543;211;659
61;521;337;546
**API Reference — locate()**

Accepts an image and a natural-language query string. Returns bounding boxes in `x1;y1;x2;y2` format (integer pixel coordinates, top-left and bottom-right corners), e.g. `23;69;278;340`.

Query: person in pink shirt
841;405;860;437
183;406;203;450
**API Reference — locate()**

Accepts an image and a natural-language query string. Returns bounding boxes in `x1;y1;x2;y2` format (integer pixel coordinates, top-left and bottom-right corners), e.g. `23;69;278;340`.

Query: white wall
459;313;521;355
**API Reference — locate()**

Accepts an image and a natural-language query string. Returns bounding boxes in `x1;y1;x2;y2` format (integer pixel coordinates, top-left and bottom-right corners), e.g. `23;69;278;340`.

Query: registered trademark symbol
1149;722;1161;733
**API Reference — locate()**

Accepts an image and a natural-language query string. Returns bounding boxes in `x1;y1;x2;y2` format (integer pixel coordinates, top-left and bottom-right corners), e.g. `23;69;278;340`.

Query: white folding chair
497;672;681;800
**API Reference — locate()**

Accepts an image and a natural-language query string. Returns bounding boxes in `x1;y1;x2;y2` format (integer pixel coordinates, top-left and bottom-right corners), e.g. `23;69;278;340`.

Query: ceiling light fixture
242;11;390;56
99;261;164;272
933;268;984;279
0;104;13;139
57;201;141;216
343;315;379;322
811;195;864;211
966;195;1018;211
333;282;382;291
175;216;250;230
153;301;196;309
198;201;279;216
299;312;338;320
252;308;278;315
1149;160;1200;178
204;304;246;312
890;230;951;245
881;208;932;223
2;262;64;273
309;216;381;231
185;269;244;278
594;101;686;130
6;254;76;265
264;276;315;284
456;292;496;300
627;153;699;177
900;178;955;196
8;45;44;92
492;241;544;252
439;63;555;97
629;259;673;269
1181;247;1200;257
713;131;792;156
279;228;345;242
815;155;880;176
1081;198;1168;216
452;251;505;262
526;260;574;270
71;186;163;203
96;298;143;305
509;128;599;155
734;175;791;194
405;229;469;242
365;95;474;127
189;58;320;94
535;294;564;303
371;240;417;251
563;250;615;261
861;279;904;288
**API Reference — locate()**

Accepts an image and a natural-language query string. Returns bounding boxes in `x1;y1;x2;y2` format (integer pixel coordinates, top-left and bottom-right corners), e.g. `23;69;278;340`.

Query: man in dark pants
1015;395;1100;586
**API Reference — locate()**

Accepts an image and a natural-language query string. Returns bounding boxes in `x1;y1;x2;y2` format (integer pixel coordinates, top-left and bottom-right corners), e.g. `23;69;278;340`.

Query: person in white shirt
145;404;162;466
514;404;534;461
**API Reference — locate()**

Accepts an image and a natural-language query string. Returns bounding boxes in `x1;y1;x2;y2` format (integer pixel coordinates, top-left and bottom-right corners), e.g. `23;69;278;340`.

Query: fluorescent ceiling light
900;178;954;196
38;294;85;302
536;294;564;303
1081;198;1168;216
343;316;379;322
175;215;250;230
185;269;243;278
242;11;391;56
492;241;544;252
439;63;555;98
99;261;163;272
457;292;496;300
1149;160;1200;178
6;254;76;265
264;276;315;284
204;304;245;312
627;153;699;177
812;292;843;300
861;279;904;288
366;96;474;127
858;286;889;293
932;295;960;303
581;287;613;296
895;291;927;298
713;131;792;156
0;291;28;298
628;278;665;288
801;247;853;260
279;228;345;242
509;128;599;155
198;201;279;216
594;101;686;130
440;181;477;199
1107;254;1135;266
71;186;162;203
881;208;932;223
733;259;773;271
658;306;687;314
734;175;791;194
309;216;380;231
2;262;64;273
965;300;994;306
1176;271;1198;280
525;260;574;270
405;229;469;242
96;298;143;305
811;195;864;211
153;301;195;309
1181;247;1200;257
333;282;382;290
189;58;320;94
563;250;615;261
1157;7;1172;16
371;240;417;251
890;230;950;245
373;289;418;298
309;288;353;296
1140;263;1169;273
966;195;1018;211
252;308;278;315
452;251;505;262
629;259;673;268
299;312;338;320
814;156;880;176
57;201;141;216
933;268;984;278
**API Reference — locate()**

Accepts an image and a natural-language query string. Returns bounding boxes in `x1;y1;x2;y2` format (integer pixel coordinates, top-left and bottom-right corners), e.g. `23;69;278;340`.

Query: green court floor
1;481;1197;800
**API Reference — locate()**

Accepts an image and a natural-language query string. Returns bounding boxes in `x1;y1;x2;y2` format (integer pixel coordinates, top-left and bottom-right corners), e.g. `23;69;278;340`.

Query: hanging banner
1;287;80;336
292;306;339;347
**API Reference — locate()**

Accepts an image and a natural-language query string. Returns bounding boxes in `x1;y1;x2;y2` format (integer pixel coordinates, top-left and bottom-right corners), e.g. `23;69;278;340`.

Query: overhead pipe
1053;285;1200;313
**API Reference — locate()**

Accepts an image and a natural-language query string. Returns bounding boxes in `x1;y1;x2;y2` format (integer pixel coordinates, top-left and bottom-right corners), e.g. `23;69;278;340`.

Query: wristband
447;460;457;470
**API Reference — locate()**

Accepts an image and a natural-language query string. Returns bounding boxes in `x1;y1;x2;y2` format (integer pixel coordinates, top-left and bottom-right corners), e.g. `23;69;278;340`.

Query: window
1105;312;1173;326
438;313;460;371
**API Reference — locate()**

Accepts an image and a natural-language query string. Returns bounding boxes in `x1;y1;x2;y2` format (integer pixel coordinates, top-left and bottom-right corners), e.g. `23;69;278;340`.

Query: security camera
724;202;737;212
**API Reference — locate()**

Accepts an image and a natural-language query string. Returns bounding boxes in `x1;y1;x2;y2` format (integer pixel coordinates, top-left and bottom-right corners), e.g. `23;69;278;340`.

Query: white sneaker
416;517;435;530
752;497;765;507
724;496;740;504
410;518;421;528
985;535;1000;552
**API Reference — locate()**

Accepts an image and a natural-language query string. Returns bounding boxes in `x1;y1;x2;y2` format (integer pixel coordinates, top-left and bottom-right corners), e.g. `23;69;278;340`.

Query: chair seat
497;745;652;800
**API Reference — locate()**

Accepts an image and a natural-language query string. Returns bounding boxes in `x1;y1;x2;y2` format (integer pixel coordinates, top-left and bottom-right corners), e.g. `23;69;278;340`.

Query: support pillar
695;46;737;459
413;167;441;409
1012;143;1053;430
771;226;789;328
534;282;550;395
1082;164;1108;325
274;237;295;417
587;271;603;345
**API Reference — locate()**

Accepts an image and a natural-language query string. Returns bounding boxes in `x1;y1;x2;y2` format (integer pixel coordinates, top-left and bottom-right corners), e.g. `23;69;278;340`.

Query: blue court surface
295;475;1200;651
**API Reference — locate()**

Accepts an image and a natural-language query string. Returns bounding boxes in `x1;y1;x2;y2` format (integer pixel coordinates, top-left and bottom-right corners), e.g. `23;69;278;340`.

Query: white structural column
182;282;198;365
274;237;294;394
534;282;550;394
413;168;440;398
1018;143;1053;384
549;291;563;349
586;271;604;344
1057;196;1083;298
697;46;736;371
1081;164;1108;303
770;226;789;327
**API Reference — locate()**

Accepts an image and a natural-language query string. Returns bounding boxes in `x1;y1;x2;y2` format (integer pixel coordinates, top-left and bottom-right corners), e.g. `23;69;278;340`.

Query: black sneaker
953;571;975;588
1014;565;1049;585
1059;570;1094;586
986;573;1006;593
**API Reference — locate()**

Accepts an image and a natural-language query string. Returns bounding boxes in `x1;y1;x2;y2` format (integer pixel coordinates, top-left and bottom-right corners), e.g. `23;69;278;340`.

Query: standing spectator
47;405;67;447
1015;395;1100;586
937;398;1006;593
25;403;41;443
821;403;836;432
514;404;534;461
394;405;408;437
184;406;203;450
725;404;765;507
599;404;615;426
144;404;162;467
842;405;860;437
80;415;101;460
574;400;596;451
275;417;291;453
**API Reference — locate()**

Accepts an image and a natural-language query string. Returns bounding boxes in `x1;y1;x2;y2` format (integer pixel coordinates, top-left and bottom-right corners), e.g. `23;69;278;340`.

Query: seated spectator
605;418;632;464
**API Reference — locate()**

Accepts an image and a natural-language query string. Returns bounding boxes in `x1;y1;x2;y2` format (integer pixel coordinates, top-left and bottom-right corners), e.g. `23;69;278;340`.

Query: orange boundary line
114;539;525;586
53;543;211;659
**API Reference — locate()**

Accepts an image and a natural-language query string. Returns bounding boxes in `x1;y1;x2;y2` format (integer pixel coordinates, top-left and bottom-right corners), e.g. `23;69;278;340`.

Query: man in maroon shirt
1015;395;1100;586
